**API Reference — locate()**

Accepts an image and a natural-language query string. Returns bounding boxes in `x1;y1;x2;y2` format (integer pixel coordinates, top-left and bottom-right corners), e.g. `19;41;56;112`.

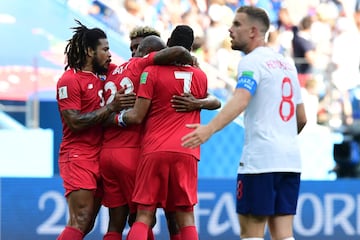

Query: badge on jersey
88;83;93;89
140;72;148;84
236;70;257;95
58;86;68;99
99;74;106;81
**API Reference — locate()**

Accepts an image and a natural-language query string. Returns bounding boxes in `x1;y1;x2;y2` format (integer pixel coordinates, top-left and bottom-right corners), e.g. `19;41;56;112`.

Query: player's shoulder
240;47;278;67
142;64;157;72
190;65;207;75
58;69;76;85
107;63;117;73
131;56;154;69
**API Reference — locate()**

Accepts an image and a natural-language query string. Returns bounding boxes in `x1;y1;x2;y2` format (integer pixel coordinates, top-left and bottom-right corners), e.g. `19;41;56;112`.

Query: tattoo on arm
62;106;112;132
103;111;118;127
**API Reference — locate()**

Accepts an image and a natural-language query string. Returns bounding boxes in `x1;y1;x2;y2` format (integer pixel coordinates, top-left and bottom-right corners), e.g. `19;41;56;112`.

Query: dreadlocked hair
64;19;107;70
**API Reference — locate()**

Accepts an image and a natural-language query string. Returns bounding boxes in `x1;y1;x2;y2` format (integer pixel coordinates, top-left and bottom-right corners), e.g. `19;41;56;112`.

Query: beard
231;42;244;52
231;39;247;52
92;56;108;75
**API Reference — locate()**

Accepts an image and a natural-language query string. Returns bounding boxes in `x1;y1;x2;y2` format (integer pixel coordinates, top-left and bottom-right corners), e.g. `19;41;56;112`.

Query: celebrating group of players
56;5;307;240
56;19;220;240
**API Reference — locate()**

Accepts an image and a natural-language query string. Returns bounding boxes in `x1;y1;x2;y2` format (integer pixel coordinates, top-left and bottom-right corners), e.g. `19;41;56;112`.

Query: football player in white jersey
181;6;307;240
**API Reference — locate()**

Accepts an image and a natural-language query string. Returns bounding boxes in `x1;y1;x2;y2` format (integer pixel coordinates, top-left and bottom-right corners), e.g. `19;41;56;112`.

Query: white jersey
236;47;303;174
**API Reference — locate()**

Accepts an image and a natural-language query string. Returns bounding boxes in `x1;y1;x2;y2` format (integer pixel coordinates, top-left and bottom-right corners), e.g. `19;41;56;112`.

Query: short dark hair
236;6;270;34
136;35;166;57
167;25;194;51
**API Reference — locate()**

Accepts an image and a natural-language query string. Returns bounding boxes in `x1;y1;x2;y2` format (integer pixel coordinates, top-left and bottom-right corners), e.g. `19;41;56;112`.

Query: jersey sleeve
236;58;259;96
137;66;156;100
57;73;81;111
134;52;156;70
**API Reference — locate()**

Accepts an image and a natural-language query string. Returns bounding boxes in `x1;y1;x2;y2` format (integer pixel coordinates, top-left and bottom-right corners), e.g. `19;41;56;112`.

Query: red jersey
56;69;106;152
102;52;156;148
137;65;208;159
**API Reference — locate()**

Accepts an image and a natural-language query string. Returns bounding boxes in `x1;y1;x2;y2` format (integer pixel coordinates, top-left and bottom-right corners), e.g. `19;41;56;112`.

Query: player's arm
296;103;307;134
154;46;193;66
63;90;136;132
115;97;151;127
181;88;251;148
171;92;221;112
203;88;250;134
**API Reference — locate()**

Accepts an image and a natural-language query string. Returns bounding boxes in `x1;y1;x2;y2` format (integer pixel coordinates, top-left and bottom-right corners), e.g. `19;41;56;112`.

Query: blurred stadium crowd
66;0;360;131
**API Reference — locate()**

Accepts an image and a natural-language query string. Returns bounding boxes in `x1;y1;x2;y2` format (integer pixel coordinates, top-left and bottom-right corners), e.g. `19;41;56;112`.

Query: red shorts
132;151;198;211
58;149;103;198
100;147;140;211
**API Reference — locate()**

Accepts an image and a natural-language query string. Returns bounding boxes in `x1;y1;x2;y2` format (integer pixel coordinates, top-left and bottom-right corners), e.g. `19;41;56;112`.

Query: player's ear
86;47;95;57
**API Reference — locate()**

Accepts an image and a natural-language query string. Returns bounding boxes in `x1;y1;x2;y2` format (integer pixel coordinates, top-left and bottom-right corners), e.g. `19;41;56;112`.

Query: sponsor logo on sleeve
58;86;68;99
236;70;257;95
241;71;254;78
140;72;148;84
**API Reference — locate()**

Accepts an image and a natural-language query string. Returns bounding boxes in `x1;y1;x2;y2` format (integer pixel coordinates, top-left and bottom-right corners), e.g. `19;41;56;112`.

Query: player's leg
175;207;198;240
101;147;139;239
127;152;165;240
126;207;156;240
57;151;102;240
103;205;129;240
126;210;156;240
58;189;97;240
86;195;102;235
267;173;300;240
164;211;180;240
167;152;199;240
236;173;278;239
238;214;267;238
267;215;294;240
128;209;156;240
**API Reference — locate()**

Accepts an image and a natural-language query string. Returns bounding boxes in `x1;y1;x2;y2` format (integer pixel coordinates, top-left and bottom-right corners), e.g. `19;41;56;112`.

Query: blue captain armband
236;76;257;95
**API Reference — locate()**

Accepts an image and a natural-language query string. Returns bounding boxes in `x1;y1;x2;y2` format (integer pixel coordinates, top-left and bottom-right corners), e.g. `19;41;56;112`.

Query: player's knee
150;215;157;228
71;208;96;233
165;213;179;234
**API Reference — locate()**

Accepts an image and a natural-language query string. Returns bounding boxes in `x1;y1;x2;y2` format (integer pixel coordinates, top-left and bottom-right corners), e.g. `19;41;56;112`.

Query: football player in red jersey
101;26;220;240
123;25;208;240
101;35;193;240
56;20;135;240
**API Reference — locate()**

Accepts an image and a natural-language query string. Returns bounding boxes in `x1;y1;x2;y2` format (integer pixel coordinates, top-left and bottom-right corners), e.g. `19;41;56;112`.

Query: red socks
126;222;150;240
147;228;155;240
180;226;198;240
104;231;122;240
170;233;181;240
57;226;84;240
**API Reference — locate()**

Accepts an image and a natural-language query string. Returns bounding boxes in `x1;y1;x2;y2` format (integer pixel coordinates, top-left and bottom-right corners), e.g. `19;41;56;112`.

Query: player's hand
171;93;202;112
192;55;200;68
109;89;136;112
181;124;211;148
